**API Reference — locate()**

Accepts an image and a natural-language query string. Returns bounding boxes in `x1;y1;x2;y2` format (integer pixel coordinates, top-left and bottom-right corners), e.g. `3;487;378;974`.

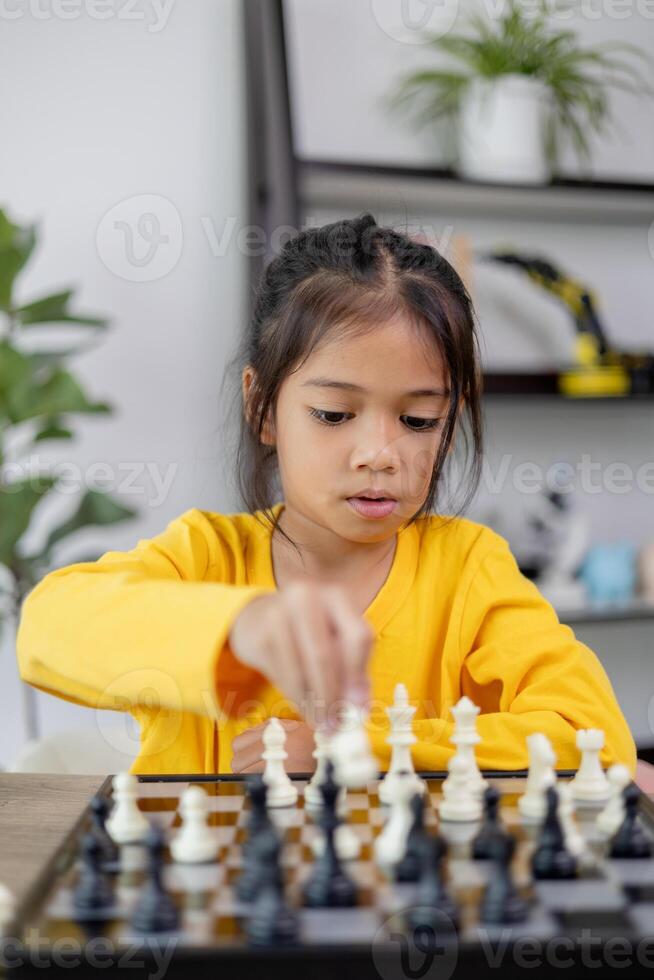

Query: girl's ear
242;366;276;446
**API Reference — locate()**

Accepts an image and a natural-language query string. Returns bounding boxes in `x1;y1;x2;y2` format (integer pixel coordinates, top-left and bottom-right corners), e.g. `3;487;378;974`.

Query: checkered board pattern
13;774;654;965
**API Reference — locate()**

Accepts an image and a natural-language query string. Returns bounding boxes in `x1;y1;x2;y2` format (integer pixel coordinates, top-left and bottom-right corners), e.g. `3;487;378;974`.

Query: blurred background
1;0;653;773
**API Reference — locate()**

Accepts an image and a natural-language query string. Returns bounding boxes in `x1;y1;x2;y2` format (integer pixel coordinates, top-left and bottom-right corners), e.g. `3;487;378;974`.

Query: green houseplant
0;207;137;644
385;0;653;183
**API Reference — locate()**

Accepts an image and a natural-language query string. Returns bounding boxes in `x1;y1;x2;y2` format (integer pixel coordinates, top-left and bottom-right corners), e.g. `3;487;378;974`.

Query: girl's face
247;313;453;541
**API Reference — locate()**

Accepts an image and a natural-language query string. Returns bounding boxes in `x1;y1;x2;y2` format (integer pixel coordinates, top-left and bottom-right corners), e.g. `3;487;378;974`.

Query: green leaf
15;289;108;329
40;489;137;558
0;476;58;566
34;420;74;442
0;210;37;313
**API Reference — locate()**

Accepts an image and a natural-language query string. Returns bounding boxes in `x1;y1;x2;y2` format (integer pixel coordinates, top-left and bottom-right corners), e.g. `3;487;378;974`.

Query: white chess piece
330;701;378;789
0;883;15;938
170;786;219;863
303;727;346;813
449;696;487;797
557;782;585;857
597;764;631;835
569;729;610;803
379;683;425;805
106;772;150;844
373;770;417;867
518;733;557;822
311;822;362;861
438;753;482;821
262;717;298;808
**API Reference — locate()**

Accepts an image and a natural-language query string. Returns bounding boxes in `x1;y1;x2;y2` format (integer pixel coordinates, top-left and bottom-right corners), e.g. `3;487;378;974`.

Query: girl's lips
347;497;398;519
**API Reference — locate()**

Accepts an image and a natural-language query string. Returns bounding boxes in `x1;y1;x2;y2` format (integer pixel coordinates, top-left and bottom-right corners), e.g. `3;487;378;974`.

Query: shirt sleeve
367;531;637;776
16;509;276;721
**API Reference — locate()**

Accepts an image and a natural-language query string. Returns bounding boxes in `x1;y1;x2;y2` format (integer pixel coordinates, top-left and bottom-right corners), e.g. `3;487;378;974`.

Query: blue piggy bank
580;541;637;605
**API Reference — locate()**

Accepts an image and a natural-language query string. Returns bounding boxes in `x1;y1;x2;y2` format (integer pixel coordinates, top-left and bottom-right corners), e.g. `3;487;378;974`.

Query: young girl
16;213;636;778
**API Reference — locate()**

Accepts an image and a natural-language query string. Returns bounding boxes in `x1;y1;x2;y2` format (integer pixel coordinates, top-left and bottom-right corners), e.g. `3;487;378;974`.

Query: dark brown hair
219;212;484;555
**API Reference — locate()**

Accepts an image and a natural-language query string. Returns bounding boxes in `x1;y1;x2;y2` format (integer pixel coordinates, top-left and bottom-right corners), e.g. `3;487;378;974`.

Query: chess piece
304;727;346;813
236;776;281;903
374;769;418;868
378;684;425;805
245;826;298;945
407;834;459;931
0;883;15;939
568;729;610;803
170;785;219;864
438;754;482;822
597;764;632;836
330;701;378;789
302;760;358;906
262;718;298;808
73;832;114;914
518;733;556;821
609;783;652;859
106;772;150;844
531;785;577;879
130;824;179;933
479;832;529;924
472;786;507;859
448;696;487;797
395;792;429;882
89;795;119;866
557;782;585;858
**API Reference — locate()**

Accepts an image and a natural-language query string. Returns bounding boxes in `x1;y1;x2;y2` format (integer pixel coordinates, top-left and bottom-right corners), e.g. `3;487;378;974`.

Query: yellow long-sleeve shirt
16;501;637;777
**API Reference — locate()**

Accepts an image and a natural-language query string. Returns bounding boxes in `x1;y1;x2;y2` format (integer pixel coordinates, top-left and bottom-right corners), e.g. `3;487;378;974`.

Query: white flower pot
456;73;553;184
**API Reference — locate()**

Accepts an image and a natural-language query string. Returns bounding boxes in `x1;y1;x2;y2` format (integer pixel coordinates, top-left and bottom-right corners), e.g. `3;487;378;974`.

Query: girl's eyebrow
301;377;450;398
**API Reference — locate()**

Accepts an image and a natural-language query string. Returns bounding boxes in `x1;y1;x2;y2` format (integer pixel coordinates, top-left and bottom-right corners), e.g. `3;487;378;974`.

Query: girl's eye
308;408;441;431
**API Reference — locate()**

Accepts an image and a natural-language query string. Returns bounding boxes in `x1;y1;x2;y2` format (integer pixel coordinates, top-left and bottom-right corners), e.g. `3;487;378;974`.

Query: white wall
0;0;248;768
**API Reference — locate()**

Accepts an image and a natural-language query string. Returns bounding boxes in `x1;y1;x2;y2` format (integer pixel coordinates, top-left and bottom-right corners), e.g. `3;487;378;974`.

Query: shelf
482;372;654;400
558;598;654;625
299;159;654;223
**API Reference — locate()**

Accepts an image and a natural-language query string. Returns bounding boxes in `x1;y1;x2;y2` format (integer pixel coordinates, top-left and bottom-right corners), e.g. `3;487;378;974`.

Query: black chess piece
130;823;179;933
472;786;507;860
236;822;283;903
89;795;119;867
407;833;459;932
245;826;298;946
531;784;577;880
609;783;652;859
396;792;428;883
302;759;358;907
479;831;529;925
73;832;114;915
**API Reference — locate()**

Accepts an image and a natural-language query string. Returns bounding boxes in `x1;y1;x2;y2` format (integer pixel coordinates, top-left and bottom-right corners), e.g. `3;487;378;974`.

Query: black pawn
236;823;283;903
531;785;577;880
396;792;428;883
246;827;298;946
609;783;652;859
130;824;179;934
407;833;459;932
89;795;119;866
479;832;529;925
73;832;114;914
302;759;357;907
472;786;506;860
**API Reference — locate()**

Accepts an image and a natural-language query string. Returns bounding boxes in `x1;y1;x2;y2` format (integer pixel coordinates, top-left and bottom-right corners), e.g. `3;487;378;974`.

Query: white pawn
374;770;417;868
311;822;362;861
0;883;15;938
449;696;487;797
438;753;482;822
379;683;425;805
597;764;632;835
330;701;378;789
557;782;585;857
262;717;298;808
569;729;610;803
304;727;346;813
170;786;219;864
518;733;557;822
106;772;150;844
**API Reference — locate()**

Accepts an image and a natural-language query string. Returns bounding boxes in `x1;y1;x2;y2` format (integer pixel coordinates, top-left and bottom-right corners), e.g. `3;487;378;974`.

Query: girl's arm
368;535;638;777
16;509;276;721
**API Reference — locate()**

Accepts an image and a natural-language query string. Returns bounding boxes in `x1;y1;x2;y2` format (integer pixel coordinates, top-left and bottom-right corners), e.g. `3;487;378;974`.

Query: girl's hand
227;582;373;731
230;719;316;774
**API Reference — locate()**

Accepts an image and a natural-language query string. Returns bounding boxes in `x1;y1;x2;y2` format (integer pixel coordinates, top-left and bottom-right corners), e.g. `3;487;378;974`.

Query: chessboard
6;771;654;980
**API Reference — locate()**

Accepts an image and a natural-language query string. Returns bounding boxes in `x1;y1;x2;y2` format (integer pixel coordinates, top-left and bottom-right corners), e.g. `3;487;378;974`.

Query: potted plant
0;207;137;743
385;0;653;184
